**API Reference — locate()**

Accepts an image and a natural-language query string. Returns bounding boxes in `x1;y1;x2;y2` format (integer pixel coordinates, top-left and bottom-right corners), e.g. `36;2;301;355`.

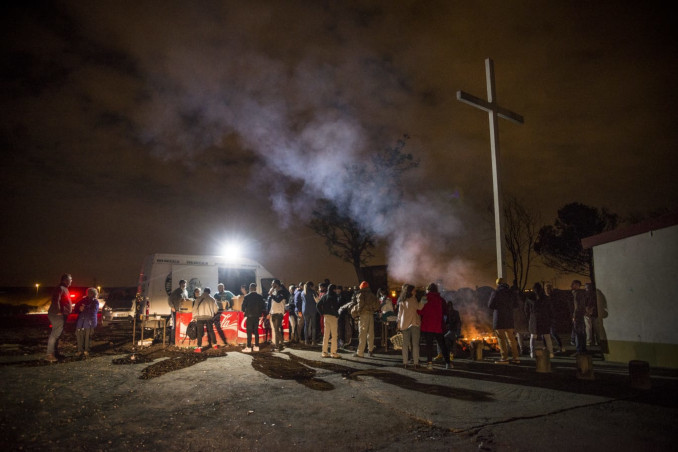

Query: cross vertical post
457;58;524;280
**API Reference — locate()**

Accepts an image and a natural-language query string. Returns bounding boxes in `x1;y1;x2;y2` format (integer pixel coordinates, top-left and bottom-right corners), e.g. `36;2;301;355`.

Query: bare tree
308;135;418;282
502;195;540;291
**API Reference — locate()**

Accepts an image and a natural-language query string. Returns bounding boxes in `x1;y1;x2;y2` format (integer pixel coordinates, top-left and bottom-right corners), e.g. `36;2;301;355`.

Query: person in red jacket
418;283;451;370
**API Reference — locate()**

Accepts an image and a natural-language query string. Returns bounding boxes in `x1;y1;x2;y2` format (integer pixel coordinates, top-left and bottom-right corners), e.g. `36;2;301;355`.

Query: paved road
1;346;676;451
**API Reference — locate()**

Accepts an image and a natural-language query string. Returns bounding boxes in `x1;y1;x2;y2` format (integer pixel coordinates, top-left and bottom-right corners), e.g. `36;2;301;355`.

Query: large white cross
457;58;523;280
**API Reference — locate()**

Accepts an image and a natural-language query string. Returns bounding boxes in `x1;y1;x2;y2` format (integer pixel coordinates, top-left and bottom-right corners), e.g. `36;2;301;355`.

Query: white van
136;253;275;316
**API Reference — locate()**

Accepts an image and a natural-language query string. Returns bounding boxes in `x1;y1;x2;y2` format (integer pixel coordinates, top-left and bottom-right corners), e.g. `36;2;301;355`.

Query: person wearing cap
488;278;520;364
266;279;289;351
353;281;380;358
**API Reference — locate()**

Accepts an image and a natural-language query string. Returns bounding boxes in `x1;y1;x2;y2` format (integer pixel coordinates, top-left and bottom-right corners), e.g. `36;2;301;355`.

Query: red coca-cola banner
175;311;289;347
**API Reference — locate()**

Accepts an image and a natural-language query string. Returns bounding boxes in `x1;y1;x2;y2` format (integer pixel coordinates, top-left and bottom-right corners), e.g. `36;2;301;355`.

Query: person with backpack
192;287;218;353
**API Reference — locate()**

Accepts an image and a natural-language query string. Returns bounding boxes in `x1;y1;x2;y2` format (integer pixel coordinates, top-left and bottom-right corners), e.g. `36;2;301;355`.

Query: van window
260;278;275;296
218;268;256;295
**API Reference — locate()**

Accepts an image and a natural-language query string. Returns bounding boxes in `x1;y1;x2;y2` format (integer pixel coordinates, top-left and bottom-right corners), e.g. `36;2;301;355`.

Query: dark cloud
1;1;676;288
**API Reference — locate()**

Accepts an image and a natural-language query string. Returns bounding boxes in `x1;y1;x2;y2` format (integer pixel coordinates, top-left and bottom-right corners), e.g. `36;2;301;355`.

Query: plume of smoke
118;4;481;288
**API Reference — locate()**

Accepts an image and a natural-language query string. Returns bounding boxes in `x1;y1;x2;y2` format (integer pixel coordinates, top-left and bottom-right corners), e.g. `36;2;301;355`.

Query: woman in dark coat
524;282;554;358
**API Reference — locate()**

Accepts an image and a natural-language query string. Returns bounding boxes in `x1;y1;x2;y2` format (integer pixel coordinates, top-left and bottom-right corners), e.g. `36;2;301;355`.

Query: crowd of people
44;272;605;367
488;277;606;365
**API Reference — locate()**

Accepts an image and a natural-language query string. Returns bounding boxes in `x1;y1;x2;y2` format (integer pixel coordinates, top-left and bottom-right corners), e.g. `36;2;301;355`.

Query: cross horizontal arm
456;90;524;125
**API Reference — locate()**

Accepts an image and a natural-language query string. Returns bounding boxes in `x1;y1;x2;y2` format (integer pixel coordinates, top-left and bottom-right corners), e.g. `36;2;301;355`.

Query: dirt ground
1;316;677;451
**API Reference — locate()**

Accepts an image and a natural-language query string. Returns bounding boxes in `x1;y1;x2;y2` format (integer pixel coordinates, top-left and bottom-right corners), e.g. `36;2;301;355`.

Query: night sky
2;1;676;289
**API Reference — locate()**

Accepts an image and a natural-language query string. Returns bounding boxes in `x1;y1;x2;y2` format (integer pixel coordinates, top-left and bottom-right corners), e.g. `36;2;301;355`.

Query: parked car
101;288;136;324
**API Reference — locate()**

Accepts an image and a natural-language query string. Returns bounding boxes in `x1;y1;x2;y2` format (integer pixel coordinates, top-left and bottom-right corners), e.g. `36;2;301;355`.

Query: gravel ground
1;317;676;451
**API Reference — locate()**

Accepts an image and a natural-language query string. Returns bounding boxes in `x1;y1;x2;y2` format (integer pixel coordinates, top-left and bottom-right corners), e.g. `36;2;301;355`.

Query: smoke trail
101;2;482;287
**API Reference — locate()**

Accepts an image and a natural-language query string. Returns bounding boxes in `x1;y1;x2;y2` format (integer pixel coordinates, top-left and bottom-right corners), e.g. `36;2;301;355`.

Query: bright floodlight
221;242;243;260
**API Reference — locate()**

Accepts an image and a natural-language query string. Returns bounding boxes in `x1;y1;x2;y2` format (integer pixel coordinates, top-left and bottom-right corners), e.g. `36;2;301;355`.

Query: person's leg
436;333;450;364
76;328;84;354
304;316;312;344
529;334;536;357
206;319;216;346
495;329;508;360
401;328;411;364
424;332;434;363
357;314;368;356
245;317;254;348
214;313;227;345
367;315;375;354
411;326;421;365
543;333;553;355
328;316;338;355
85;327;93;352
289;315;297;342
506;328;519;360
550;325;563;350
196;320;205;348
585;316;593;346
321;315;334;356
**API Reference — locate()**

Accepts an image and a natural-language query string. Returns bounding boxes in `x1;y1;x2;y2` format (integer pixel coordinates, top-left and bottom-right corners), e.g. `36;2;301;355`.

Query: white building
582;211;678;368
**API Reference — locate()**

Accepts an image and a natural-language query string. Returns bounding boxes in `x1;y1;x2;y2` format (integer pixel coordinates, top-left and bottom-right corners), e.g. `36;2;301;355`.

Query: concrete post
576;353;595;380
535;349;551;373
629;360;651;390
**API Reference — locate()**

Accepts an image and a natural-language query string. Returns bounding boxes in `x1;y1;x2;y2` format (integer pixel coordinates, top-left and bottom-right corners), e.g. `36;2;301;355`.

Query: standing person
524;282;554;358
286;284;300;343
302;281;318;346
241;283;266;353
267;279;289;351
212;283;233;347
192;287;218;353
440;300;461;363
419;283;452;370
46;273;73;362
75;287;100;357
584;282;599;347
353;281;380;358
396;284;423;368
488;278;520;364
294;282;305;343
214;283;235;310
571;280;588;355
545;283;565;353
317;284;342;358
168;279;188;345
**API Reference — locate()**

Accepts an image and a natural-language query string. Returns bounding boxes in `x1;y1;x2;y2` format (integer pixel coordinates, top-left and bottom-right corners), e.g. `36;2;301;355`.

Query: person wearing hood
353;281;380;358
419;283;452;370
317;284;342;358
488;278;520;364
192;287;218;353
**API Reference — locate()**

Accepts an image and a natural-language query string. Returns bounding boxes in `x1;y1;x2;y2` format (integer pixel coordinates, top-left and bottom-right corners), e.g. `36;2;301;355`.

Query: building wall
593;224;678;368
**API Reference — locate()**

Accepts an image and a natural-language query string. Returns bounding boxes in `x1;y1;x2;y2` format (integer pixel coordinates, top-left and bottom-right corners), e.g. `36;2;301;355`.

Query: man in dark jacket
488;278;520;364
571;280;587;354
317;284;342;358
241;283;266;353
